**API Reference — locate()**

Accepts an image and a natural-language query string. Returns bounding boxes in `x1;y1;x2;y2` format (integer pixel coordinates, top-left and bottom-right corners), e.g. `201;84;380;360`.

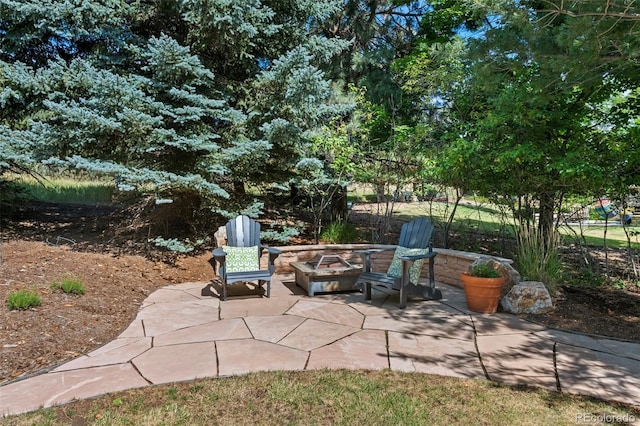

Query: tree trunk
330;185;348;222
442;189;463;249
233;180;246;196
538;191;555;240
290;183;300;205
375;183;385;203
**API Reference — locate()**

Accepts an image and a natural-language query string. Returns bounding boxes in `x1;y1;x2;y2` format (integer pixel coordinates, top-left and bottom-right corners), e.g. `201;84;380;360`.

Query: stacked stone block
261;244;512;289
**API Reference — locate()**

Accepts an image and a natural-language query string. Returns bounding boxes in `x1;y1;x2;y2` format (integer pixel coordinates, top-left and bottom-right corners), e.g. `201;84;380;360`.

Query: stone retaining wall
261;244;513;289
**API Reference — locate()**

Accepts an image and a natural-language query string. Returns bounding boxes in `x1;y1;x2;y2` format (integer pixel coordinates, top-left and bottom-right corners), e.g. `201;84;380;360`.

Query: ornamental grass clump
516;225;562;294
51;277;85;295
6;290;42;310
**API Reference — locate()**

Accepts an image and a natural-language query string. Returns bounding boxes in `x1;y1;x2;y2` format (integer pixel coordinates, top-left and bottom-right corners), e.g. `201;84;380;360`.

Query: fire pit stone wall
260;244;513;289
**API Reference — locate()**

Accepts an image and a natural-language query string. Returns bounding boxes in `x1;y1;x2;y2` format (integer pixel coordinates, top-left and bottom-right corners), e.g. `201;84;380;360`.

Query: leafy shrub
51;277;85;295
470;264;502;278
149;237;201;253
320;222;359;243
259;227;300;243
6;290;42;310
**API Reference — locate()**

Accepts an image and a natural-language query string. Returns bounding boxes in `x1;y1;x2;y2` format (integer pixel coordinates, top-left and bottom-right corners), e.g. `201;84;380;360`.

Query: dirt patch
0;240;212;384
520;285;640;340
1;200;639;385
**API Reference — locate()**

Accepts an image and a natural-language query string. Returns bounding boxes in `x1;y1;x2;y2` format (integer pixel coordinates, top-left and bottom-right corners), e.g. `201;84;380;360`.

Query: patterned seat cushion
223;246;260;273
386;246;430;284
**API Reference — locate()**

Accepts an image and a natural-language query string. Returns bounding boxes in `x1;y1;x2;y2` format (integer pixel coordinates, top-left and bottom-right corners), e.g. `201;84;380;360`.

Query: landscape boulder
214;226;226;247
501;281;554;314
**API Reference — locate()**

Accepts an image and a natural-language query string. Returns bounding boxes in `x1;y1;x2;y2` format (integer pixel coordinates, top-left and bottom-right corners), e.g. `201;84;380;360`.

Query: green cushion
223;246;260;273
386;246;429;284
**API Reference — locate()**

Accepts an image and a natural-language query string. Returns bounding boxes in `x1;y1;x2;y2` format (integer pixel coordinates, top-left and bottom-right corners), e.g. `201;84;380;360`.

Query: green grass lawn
387;200;639;251
6;370;638;425
13;176;637;251
8;174;116;205
560;224;640;250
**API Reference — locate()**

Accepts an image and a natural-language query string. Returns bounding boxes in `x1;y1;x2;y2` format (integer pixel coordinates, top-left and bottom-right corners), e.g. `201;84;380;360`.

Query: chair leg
365;282;372;300
429;257;435;289
221;281;227;301
257;280;270;298
424;256;443;300
399;260;411;309
399;284;407;309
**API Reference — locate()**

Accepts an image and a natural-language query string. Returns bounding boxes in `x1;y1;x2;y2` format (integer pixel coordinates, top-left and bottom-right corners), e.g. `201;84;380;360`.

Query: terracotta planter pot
461;272;506;314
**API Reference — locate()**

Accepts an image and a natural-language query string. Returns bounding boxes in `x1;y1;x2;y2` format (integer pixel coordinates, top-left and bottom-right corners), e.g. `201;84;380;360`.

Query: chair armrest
398;248;438;291
262;246;281;274
212;247;227;262
266;246;281;263
211;247;227;276
397;251;437;262
259;245;281;258
354;248;394;255
265;246;282;255
356;247;395;273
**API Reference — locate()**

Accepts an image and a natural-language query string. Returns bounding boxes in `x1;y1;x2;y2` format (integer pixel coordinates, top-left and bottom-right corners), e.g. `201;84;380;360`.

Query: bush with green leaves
149;237;204;253
470;264;502;278
6;290;42;310
51;277;85;295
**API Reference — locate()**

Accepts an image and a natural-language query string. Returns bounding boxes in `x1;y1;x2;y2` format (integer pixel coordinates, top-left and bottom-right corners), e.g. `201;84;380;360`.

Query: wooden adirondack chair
355;217;442;309
211;215;281;300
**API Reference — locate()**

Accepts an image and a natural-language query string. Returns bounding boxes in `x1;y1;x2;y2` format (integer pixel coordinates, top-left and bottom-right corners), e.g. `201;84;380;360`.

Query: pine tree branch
537;0;640;20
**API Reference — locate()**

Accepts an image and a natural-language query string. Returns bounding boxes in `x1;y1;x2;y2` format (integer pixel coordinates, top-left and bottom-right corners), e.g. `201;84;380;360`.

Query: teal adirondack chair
355;217;441;309
211;215;281;300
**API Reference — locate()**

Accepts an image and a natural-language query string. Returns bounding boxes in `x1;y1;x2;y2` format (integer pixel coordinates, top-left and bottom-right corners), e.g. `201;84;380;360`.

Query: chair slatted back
225;215;261;247
397;217;434;249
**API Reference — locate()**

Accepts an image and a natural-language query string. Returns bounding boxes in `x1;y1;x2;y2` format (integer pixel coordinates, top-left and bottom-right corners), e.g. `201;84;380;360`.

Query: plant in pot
461;263;506;314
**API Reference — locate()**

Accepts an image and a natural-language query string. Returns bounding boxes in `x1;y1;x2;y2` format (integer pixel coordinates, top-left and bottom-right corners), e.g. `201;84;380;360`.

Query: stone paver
220;296;300;319
476;333;557;390
364;312;474;340
119;319;145;338
349;301;396;316
437;285;470;311
172;282;219;300
217;339;308;376
278;318;359;351
54;337;152;371
0;364;148;417
133;342;218;385
143;286;204;304
597;338;640;361
139;300;221;336
286;299;364;328
154;318;252;346
535;328;608;351
244;315;306;343
2;276;640;418
556;343;640;408
307;329;388;370
469;314;548;335
388;331;484;378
